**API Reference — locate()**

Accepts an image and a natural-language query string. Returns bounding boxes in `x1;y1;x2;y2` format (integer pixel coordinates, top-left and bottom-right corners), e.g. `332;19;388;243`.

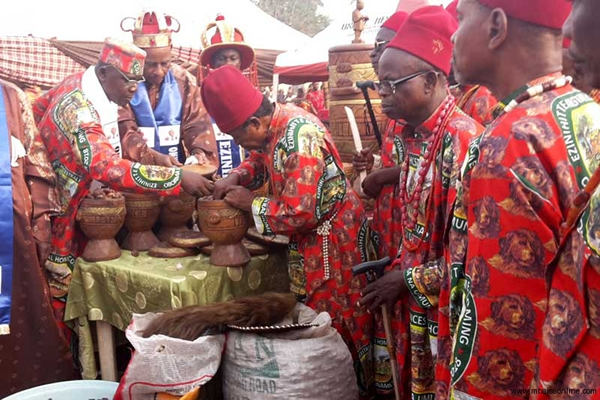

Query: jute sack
114;312;225;400
223;304;359;400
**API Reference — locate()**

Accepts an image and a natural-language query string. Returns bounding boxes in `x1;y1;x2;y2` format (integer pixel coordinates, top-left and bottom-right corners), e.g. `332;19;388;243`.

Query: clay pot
157;191;196;242
76;196;126;262
197;198;251;267
121;193;161;251
156;164;218;242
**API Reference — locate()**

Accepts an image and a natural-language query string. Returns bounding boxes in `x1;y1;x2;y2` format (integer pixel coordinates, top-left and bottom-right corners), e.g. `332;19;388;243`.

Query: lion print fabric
233;104;378;397
379;100;483;399
453;84;498;127
439;74;600;400
32;72;182;312
371;120;405;260
535;174;600;397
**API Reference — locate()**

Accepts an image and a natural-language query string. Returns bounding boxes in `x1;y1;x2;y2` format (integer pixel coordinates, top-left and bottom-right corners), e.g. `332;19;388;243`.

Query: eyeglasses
110;65;145;87
373;40;389;52
374;70;433;94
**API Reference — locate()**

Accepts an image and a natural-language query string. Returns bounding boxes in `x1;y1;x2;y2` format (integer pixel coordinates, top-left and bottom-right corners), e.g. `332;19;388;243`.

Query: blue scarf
0;86;15;335
130;69;184;162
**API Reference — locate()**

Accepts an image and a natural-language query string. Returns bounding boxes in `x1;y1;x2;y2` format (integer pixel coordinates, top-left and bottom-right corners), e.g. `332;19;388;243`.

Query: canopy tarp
274;0;398;84
0;0;309;51
0;37;281;89
274;0;451;84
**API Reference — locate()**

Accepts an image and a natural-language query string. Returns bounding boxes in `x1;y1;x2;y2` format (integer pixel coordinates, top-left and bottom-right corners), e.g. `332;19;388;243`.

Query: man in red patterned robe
33;38;212;337
353;11;408;260
446;0;497;126
451;83;497;126
357;7;483;399
438;1;600;398
532;2;600;397
306;82;325;115
202;65;378;397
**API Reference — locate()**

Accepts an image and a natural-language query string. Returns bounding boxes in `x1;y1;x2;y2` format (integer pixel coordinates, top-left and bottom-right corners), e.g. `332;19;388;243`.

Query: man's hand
213;173;241;200
184;151;211;166
362;170;384;198
181;170;214;197
223;185;255;212
352;148;374;172
358;270;406;313
152;150;182;167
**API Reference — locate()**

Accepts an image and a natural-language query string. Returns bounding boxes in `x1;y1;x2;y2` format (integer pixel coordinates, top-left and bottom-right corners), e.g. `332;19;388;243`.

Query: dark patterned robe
0;80;76;397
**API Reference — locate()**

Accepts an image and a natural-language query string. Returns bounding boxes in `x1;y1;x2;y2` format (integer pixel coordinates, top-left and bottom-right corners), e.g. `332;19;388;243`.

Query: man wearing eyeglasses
357;7;484;399
32;38;213;339
353;11;407;262
118;11;218;179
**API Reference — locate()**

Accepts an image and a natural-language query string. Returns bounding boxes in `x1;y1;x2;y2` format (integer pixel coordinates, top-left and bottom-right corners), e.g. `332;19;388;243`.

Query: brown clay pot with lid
197;197;251;267
121;193;161;251
76;195;126;262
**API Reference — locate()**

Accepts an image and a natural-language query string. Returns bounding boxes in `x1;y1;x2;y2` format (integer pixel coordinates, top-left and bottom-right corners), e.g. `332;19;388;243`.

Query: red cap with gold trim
99;37;146;76
200;14;256;70
121;10;180;48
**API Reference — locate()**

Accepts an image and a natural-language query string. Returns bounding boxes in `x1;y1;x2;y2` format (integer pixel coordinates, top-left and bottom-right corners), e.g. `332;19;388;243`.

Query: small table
64;250;289;381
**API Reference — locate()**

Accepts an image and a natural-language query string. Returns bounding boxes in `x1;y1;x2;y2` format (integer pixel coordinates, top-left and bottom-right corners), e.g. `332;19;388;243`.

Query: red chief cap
200;15;256;70
121;10;180;48
446;0;459;21
478;0;571;30
99;37;146;76
381;11;409;32
386;6;457;76
200;65;263;133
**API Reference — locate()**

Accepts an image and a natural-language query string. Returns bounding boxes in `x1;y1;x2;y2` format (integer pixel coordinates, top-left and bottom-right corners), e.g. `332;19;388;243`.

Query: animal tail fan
142;292;297;341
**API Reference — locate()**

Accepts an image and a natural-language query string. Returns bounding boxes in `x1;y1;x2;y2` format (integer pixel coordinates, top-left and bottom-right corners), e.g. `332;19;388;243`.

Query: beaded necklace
492;75;572;119
398;96;456;251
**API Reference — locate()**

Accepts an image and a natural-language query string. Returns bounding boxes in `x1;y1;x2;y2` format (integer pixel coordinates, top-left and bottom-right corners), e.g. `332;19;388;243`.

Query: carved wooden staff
352;257;401;400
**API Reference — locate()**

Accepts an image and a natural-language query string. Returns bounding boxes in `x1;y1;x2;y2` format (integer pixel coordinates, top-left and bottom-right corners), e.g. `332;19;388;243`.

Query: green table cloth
64;250;289;379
